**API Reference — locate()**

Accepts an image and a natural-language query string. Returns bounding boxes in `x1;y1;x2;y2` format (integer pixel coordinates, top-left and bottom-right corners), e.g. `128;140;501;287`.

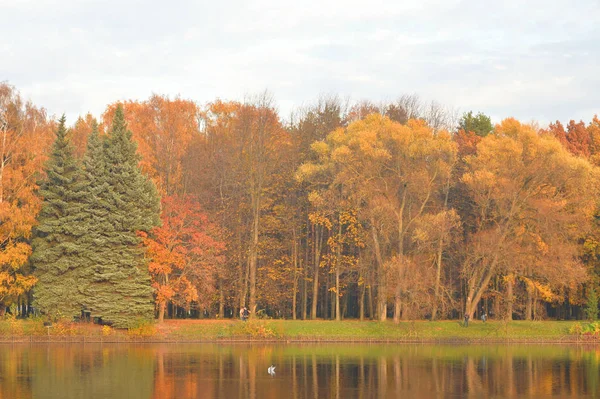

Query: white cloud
0;0;598;124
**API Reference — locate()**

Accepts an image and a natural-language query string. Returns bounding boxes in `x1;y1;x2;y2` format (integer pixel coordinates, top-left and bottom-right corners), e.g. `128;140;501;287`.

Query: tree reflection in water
0;344;598;398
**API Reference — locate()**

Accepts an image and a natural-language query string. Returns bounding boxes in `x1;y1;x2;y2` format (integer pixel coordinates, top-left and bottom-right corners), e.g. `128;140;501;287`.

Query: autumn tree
299;114;457;321
290;96;346;319
184;100;245;317
68;113;97;159
142;195;225;322
0;83;53;315
545;119;591;158
186;95;289;319
461;119;599;320
103;95;199;196
241;94;288;318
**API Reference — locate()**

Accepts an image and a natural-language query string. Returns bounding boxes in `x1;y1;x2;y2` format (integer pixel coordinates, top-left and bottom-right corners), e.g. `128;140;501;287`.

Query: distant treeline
1;82;599;325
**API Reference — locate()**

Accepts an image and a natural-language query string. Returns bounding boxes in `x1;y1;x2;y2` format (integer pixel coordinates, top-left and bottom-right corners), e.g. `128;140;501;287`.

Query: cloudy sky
1;0;598;125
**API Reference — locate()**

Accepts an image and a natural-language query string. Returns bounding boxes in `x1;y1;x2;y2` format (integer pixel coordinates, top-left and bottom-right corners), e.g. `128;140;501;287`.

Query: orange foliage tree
186;96;290;319
0;83;53;313
68;113;98;159
461;118;599;319
141;195;225;322
103;95;199;195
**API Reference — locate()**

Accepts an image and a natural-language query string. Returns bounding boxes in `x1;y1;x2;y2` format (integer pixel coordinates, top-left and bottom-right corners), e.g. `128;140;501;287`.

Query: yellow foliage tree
461;118;600;319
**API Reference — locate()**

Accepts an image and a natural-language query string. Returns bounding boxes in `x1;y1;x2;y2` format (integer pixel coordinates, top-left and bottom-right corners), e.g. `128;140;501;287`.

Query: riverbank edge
1;336;598;344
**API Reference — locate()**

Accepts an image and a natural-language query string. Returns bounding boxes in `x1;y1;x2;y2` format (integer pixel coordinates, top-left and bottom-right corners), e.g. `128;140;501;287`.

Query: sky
1;0;599;125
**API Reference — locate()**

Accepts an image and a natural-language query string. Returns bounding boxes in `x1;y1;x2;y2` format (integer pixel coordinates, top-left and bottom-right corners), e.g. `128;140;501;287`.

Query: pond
0;343;598;398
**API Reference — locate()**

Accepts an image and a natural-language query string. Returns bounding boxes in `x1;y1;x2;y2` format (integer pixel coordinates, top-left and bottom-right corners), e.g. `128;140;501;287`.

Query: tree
31;116;87;320
68;113;97;159
585;285;598;321
103;95;199;196
545;119;591;158
82;105;161;328
587;116;600;165
0;83;53;315
186;95;289;319
461;119;598;319
290;96;346;319
299;115;457;321
459;111;493;137
142;195;225;323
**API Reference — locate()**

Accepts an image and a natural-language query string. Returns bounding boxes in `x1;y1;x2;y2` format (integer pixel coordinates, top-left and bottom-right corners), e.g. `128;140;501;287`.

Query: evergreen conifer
82;107;160;327
32;116;86;320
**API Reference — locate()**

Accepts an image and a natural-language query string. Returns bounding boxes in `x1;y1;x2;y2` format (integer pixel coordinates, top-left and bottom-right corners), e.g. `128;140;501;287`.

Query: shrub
583;322;600;336
127;318;157;337
569;322;583;336
228;320;279;338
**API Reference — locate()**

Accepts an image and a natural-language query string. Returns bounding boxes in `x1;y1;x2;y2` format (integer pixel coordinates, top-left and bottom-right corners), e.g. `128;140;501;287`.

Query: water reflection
0;343;598;398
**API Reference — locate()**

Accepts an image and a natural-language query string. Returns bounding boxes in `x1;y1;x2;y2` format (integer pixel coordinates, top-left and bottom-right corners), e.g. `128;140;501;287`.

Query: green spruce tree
78;121;113;317
459;111;493;137
32;115;86;320
82;106;160;328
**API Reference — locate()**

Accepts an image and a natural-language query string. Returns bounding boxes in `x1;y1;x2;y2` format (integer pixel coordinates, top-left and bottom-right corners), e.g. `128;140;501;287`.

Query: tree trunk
371;215;387;321
368;284;374;320
325;273;331;319
506;274;514;321
394;294;401;324
525;265;533;321
393;190;407;324
238;226;247;310
525;284;533;321
302;266;307;320
292;231;298;320
533;290;538;320
158;300;166;323
465;254;502;319
248;191;260;318
311;224;324;319
402;301;410;320
432;175;451;321
218;278;224;319
335;217;342;321
359;280;365;321
292;280;297;320
464;197;519;319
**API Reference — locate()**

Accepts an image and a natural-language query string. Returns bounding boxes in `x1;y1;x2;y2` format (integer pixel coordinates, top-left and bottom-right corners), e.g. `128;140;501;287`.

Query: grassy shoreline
1;319;599;344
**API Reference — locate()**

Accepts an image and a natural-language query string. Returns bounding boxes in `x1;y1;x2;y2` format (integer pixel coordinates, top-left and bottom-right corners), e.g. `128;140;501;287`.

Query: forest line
1;82;599;326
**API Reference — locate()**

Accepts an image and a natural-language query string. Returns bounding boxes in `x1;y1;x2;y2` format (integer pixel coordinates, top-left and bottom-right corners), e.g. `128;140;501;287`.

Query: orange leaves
462;117;600;309
68;113;97;158
308;211;332;230
103;95;200;196
0;83;53;307
544;116;600;160
143;195;225;314
412;209;461;246
0;242;31;271
0;272;36;303
455;129;481;157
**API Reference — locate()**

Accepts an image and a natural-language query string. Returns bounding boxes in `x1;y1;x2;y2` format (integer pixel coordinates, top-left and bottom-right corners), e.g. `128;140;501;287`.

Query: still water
0;343;598;398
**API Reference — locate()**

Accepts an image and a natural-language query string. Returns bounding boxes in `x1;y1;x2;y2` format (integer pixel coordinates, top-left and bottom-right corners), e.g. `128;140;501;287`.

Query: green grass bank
1;319;599;343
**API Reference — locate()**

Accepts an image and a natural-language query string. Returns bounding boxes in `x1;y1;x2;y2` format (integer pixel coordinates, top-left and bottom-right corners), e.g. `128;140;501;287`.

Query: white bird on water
267;365;276;375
